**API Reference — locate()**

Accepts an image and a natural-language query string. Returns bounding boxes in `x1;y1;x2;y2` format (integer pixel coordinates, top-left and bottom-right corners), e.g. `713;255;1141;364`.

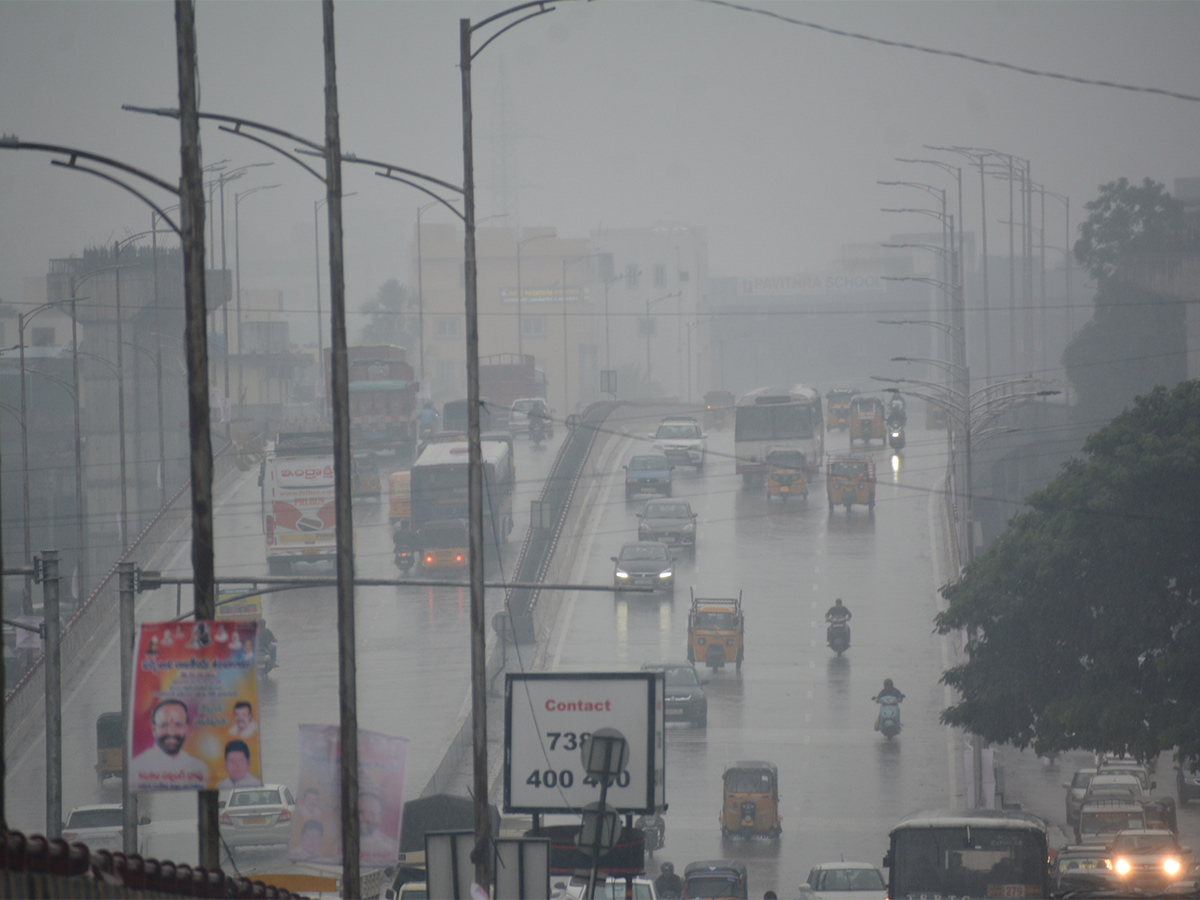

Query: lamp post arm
220;127;327;183
375;172;465;221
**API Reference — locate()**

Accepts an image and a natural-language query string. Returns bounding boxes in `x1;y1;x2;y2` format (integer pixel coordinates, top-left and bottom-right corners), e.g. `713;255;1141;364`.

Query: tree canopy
936;381;1200;762
1073;177;1186;284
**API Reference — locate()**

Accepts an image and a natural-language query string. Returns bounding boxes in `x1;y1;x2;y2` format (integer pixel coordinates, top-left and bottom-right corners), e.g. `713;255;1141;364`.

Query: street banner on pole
128;620;263;791
289;724;409;865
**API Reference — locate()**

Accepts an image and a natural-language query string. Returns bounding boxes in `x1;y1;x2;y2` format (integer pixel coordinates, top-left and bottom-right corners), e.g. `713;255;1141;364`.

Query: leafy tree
358;279;414;348
936;381;1200;762
1073;177;1185;283
1065;179;1188;425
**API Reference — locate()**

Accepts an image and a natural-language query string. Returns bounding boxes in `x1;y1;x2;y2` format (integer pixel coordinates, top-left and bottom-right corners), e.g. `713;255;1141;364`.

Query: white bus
261;432;340;576
734;386;824;486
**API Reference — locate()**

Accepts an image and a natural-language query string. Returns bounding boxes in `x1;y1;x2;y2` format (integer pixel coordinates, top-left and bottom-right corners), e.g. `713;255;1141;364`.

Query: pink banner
289;724;409;866
127;621;263;792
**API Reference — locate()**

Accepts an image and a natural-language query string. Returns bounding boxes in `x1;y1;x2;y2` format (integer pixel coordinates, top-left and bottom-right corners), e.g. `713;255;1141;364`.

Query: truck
325;344;420;458
478;353;546;430
261;431;338;575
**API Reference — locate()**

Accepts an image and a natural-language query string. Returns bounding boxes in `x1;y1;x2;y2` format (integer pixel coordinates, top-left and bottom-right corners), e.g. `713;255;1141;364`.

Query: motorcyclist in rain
418;401;437;437
887;395;907;430
257;618;277;669
873;678;905;731
655;861;682;899
393;521;418;558
825;598;851;644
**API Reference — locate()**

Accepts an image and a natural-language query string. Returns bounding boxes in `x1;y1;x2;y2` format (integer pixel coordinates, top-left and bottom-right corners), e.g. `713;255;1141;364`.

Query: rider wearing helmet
875;678;905;702
655;861;682;899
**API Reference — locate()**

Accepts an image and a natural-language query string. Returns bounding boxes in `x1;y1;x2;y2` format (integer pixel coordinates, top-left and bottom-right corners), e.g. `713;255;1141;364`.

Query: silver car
219;783;296;848
62;803;147;852
637;499;697;551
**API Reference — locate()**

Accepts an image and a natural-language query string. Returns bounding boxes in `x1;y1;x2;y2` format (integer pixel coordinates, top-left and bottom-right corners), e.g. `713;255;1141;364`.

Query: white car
219;783;296;848
62;803;146;852
803;861;887;899
553;874;658;899
650;417;706;469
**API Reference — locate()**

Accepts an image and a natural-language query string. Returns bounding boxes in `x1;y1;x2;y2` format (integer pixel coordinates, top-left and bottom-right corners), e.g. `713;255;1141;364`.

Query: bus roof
891;809;1048;832
737;385;820;406
412;439;511;469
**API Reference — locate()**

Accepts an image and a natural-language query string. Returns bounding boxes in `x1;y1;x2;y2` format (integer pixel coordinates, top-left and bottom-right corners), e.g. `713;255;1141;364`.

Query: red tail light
220;812;232;826
456;554;464;562
277;809;292;824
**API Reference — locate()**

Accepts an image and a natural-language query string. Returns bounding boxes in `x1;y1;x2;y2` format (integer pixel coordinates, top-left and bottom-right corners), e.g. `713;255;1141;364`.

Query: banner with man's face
128;621;263;792
289;724;409;865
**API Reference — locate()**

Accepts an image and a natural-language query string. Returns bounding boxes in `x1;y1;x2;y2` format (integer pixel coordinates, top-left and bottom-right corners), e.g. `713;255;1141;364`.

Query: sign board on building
500;287;586;304
504;672;665;814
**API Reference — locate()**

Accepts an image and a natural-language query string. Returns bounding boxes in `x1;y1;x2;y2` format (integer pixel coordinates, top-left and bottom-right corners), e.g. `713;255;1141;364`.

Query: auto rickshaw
388;470;411;526
95;711;122;783
720;761;781;839
765;449;808;501
703;390;736;431
687;590;744;671
682;860;750;899
849;396;886;447
352;452;381;497
826;387;857;431
827;455;876;513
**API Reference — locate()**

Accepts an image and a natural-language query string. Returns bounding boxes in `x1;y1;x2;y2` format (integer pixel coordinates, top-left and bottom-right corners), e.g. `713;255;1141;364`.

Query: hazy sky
1;1;1197;341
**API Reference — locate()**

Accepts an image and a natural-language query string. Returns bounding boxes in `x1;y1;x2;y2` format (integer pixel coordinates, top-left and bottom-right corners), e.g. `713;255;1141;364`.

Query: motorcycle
395;548;416;573
873;694;902;739
257;641;278;676
529;416;547;446
826;620;850;656
636;814;665;857
887;416;906;452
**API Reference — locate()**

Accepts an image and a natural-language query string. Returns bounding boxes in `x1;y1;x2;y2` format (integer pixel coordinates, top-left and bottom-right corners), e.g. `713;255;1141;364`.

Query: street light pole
416;199;446;387
234;183;280;409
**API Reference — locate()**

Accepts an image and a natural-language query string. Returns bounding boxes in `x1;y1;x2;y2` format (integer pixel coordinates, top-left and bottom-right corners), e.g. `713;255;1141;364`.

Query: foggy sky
1;1;1197;343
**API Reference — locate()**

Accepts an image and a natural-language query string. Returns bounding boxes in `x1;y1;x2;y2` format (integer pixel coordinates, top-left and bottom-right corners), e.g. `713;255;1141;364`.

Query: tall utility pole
322;3;361;897
174;0;218;868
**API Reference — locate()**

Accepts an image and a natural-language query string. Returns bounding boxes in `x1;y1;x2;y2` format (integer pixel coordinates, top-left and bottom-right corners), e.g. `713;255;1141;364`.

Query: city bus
733;386;824;486
409;438;515;553
885;809;1050;899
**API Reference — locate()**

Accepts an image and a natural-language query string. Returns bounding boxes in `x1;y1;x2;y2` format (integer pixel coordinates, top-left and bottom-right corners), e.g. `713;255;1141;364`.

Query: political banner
128;620;263;792
289;724;409;866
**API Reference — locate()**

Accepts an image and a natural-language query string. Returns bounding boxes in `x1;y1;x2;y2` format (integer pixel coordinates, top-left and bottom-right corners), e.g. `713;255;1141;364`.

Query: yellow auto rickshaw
827;455;876;513
687;590;744;671
765;449;808;502
721;761;781;839
849;396;886;447
388;470;411;526
96;711;123;783
703;390;736;431
826;388;857;431
352;452;381;497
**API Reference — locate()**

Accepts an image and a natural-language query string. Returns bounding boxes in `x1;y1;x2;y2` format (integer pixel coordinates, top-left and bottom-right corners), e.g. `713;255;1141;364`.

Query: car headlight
1114;858;1131;876
1163;858;1181;876
639;525;651;535
658;569;673;579
615;569;629;579
683;523;694;533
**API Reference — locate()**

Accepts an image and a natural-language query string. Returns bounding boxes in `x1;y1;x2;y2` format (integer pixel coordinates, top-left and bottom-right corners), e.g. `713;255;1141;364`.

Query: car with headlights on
1108;829;1193;891
641;662;707;728
650;417;707;469
637;499;697;551
219;783;296;848
612;542;676;596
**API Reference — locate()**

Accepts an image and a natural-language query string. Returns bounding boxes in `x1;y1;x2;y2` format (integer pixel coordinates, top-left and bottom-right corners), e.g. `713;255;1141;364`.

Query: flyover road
3;429;566;871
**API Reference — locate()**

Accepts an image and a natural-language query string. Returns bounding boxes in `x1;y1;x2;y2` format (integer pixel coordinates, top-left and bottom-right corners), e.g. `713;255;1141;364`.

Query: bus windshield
891;824;1048;899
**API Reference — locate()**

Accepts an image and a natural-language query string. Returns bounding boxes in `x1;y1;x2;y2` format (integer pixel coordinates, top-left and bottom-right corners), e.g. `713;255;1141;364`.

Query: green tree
936;381;1200;762
1065;178;1188;425
358;278;414;348
1074;177;1185;283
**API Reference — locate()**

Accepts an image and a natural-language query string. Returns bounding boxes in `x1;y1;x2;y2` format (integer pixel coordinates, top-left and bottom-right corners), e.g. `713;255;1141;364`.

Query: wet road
546;413;958;897
4;431;566;871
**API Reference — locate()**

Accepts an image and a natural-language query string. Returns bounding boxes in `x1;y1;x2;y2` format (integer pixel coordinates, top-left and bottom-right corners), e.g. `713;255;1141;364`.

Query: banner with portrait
289;724;409;866
128;620;263;792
